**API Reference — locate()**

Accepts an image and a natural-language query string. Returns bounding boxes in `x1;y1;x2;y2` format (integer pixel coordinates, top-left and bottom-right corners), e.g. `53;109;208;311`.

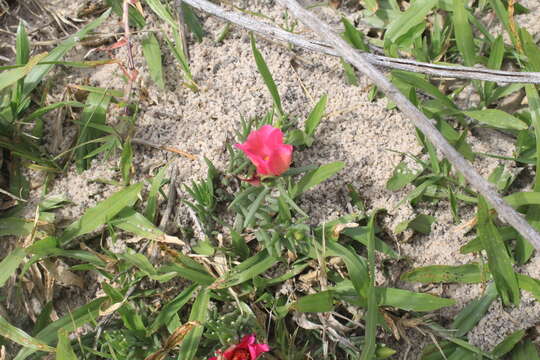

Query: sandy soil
2;0;540;357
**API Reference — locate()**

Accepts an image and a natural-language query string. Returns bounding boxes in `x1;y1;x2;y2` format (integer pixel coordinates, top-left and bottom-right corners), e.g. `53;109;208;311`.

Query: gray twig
278;0;540;251
183;0;540;84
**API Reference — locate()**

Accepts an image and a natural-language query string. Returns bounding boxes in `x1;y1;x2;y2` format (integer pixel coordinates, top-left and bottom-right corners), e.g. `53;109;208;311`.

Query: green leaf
395;214;435;235
376;287;455;312
511;339;540;360
111;208;182;244
463;109;528;131
492;330;526;358
453;0;476;66
451;284;498;337
179;289;210;360
0;248;26;287
295;291;334;312
384;0;438;44
327;241;369;299
291;161;345;198
56;329;77;360
401;263;485;284
477;196;520;306
23;101;84;123
75;92;112;171
14;297;107;360
360;213;378;360
148;284;198;335
181;3;205;42
342;18;369;51
305;95;327;137
386;161;422;191
0;218;34;237
341;58;359;86
342;227;398;259
120;139;133;184
243;187;270;228
250;34;283;116
144;165;168;222
517;274;540;302
142;33;165;89
484;36;504;100
216;250;278;288
0;52;48;92
0;314;54;352
58;183;143;246
22;9;111;96
144;0;177;30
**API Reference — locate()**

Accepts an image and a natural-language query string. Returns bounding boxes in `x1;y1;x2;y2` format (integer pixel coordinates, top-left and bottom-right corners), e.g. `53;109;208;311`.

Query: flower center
263;156;270;161
231;348;251;360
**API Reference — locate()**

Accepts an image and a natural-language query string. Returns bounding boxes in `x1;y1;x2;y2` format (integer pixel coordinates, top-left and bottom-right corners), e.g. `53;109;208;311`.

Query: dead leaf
332;223;358;238
41;259;85;288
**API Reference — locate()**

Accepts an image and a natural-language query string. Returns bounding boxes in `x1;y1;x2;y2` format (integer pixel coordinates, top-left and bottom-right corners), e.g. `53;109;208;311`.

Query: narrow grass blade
291;161;345;198
112;208;184;245
0;248;26;287
0;52;48;92
142;32;165;89
492;330;526;358
453;0;476;66
178;289;210;360
451;283;497;337
14;297;107;360
295;291;334;312
145;0;177;29
0;315;54;353
360;213;378;360
305;94;327;136
243;186;270;228
216;250;278;288
384;0;437;44
477;196;520;306
144;164;168;222
376;287;455;312
56;329;77;360
148;284;198;335
464;109;527;131
401;263;485;284
22;9;111;96
58;183;143;246
250;34;283;116
181;2;205;42
511;339;540;359
75;92;112;171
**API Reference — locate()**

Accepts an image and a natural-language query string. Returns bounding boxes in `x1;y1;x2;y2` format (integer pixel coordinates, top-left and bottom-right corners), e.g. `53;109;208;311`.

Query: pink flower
235;125;293;177
209;334;270;360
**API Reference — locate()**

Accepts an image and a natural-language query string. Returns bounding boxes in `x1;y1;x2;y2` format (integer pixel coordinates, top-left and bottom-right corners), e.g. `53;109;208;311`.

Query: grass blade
178;289;210;360
0;315;54;353
0;248;26;287
250;33;283;116
477;196;520;306
58;183;143;246
305;94;327;136
453;0;477;66
360;213;378;360
0;52;48;92
14;297;107;360
384;0;437;44
22;9;111;96
142;32;165;89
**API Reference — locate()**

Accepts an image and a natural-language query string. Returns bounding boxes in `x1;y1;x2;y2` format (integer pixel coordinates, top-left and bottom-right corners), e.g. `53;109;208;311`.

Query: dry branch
277;0;540;251
183;0;540;84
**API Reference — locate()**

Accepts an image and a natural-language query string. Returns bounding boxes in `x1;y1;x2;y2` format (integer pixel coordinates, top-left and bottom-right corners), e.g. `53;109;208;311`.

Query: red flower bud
209;334;270;360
